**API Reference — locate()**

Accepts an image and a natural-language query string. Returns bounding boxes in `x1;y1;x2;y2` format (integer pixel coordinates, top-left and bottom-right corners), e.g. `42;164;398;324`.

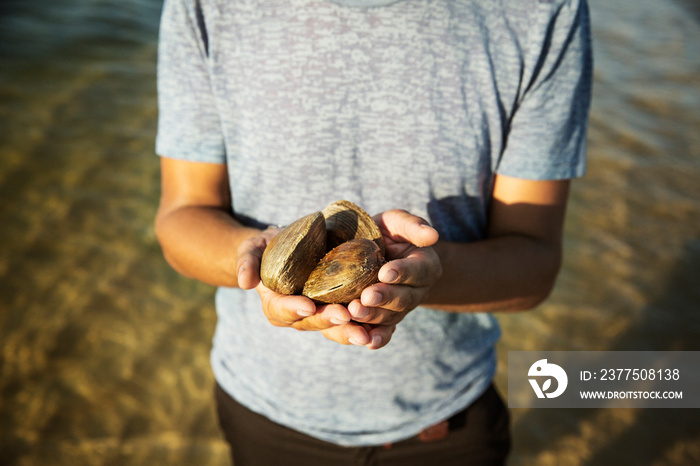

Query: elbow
154;211;170;263
516;250;563;311
153;211;188;278
517;285;555;311
154;212;170;249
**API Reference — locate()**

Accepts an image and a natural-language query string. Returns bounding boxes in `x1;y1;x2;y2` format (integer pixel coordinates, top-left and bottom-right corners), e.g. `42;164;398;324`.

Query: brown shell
302;238;385;304
322;200;385;257
260;211;326;295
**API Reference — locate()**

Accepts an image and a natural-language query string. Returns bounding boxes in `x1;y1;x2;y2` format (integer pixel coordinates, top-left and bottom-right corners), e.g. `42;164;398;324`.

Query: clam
260;211;326;295
323;200;385;257
258;201;386;304
302;239;385;304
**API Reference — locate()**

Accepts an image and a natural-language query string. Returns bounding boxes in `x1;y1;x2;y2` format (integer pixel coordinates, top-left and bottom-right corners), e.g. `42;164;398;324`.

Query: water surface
1;0;699;464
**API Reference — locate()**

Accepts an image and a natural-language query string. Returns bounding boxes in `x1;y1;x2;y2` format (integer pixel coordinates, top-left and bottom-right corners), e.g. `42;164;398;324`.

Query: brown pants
215;384;511;466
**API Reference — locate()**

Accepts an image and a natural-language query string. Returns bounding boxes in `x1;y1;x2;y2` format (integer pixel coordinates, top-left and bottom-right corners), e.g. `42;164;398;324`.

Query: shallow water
0;0;699;465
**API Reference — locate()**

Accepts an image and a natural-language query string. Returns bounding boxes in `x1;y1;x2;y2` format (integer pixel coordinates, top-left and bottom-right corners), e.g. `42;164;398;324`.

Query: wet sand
1;0;699;464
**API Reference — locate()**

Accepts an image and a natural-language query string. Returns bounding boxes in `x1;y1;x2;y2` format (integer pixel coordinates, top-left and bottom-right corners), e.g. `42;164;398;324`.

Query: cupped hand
236;226;373;346
346;209;443;344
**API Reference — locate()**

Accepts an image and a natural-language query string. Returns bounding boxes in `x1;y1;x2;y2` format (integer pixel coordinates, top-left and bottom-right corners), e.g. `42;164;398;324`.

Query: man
154;0;592;464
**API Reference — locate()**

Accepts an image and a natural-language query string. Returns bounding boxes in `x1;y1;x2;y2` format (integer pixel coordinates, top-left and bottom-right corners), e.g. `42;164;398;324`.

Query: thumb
374;209;439;248
236;235;269;289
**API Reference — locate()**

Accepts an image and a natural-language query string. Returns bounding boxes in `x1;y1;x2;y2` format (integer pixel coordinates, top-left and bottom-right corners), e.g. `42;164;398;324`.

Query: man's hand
345;209;443;348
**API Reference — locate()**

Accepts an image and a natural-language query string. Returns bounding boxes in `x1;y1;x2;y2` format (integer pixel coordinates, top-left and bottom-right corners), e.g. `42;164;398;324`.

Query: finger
360;283;426;314
377;249;442;288
347;299;404;326
373;210;439;248
257;283;318;326
292;303;352;331
237;227;282;290
365;324;396;350
321;322;371;346
237;256;261;289
236;235;268;290
260;291;352;331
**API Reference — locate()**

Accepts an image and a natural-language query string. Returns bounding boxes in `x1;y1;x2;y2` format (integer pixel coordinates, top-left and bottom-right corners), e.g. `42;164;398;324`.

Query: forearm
155;205;260;288
422;235;562;313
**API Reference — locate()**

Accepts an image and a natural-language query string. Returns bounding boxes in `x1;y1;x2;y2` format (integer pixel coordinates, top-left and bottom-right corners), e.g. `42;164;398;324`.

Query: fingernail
370;335;382;348
367;291;383;307
352;305;369;319
380;269;398;283
350;335;369;346
330;315;349;325
297;309;313;317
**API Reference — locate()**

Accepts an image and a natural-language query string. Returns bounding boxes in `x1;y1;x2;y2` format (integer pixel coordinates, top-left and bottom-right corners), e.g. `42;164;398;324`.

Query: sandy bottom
1;0;699;464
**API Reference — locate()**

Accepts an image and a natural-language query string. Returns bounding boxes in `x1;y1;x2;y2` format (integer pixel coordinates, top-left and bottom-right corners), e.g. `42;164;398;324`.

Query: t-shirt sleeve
497;0;593;180
155;0;226;163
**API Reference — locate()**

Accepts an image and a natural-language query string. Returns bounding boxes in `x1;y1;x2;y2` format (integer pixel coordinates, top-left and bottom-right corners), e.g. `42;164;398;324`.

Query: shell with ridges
302;238;385;304
322;200;385;257
260;211;326;295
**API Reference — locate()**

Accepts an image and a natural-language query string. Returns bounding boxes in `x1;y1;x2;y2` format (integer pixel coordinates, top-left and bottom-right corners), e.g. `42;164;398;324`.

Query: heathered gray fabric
156;0;592;446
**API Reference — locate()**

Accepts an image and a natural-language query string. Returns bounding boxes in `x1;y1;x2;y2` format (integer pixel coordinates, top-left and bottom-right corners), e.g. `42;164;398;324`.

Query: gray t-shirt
156;0;592;446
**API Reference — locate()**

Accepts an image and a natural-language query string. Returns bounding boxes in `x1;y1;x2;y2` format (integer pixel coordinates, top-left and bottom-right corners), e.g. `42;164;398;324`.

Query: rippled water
1;0;698;465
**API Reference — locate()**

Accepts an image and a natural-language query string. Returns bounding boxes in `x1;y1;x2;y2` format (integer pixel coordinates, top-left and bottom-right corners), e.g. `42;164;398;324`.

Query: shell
322;200;385;257
260;211;326;295
302;238;385;304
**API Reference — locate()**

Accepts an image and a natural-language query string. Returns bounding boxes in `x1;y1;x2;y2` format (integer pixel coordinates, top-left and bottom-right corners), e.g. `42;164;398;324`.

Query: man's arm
154;157;370;343
154;157;259;288
349;174;571;324
425;174;570;312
